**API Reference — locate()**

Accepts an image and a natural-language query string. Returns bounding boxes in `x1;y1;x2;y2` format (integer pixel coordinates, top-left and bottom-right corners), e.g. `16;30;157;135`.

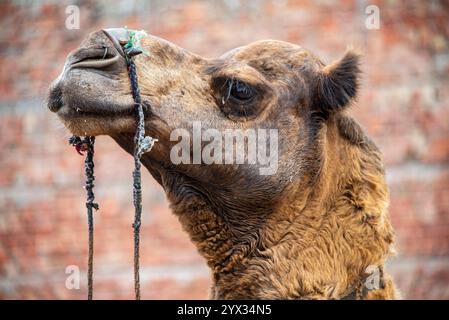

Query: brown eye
230;80;253;101
223;79;254;104
213;76;264;120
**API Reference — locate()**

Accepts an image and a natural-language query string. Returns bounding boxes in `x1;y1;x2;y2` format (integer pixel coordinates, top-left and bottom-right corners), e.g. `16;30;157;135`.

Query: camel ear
314;50;361;114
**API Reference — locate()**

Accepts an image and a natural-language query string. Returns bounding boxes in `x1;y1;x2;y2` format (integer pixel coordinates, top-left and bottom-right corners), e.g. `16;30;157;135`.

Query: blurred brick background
0;0;448;299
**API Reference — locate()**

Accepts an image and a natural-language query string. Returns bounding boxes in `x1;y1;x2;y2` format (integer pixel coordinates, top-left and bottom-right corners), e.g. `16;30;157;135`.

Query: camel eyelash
220;77;257;106
222;78;234;105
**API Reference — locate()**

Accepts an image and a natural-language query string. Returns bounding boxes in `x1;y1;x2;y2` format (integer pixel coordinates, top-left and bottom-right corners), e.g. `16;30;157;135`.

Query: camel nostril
101;46;108;59
70;53;120;69
68;39;123;70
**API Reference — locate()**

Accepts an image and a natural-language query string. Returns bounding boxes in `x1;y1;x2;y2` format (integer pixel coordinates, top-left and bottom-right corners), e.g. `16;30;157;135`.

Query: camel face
48;27;364;230
47;28;332;212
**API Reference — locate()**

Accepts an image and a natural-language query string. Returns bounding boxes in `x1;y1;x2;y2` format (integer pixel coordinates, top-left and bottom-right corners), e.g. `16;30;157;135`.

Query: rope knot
69;136;95;155
136;136;158;159
132;221;141;229
86;202;99;211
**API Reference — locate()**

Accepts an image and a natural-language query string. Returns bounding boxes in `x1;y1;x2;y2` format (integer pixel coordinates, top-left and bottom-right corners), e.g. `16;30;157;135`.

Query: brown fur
48;29;398;299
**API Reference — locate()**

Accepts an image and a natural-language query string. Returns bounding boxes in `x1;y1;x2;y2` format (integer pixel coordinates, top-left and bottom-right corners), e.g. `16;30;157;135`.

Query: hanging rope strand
124;42;156;300
128;58;143;300
69;136;98;300
84;136;97;300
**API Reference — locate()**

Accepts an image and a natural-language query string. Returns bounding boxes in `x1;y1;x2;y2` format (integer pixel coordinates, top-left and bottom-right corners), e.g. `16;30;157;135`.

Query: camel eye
230;80;253;101
223;79;254;104
214;77;262;120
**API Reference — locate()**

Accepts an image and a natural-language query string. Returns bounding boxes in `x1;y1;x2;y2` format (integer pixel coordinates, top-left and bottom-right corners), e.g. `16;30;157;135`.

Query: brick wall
0;0;448;299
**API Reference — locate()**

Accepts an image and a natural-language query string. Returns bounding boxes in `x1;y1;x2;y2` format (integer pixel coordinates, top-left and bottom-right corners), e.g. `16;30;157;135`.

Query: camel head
48;28;397;299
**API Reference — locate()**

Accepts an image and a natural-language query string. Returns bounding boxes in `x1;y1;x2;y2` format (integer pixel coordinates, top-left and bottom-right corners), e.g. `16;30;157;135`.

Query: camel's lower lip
57;104;136;119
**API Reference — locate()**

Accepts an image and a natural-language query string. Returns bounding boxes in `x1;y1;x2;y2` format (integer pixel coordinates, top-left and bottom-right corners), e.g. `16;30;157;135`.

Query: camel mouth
57;103;136;118
47;80;138;120
47;29;134;119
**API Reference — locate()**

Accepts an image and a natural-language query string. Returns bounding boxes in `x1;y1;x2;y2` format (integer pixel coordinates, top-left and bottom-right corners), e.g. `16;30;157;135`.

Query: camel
47;28;398;299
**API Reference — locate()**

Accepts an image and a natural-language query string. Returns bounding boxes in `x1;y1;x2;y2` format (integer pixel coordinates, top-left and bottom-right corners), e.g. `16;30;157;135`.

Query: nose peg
103;28;144;58
102;28;133;57
125;47;143;58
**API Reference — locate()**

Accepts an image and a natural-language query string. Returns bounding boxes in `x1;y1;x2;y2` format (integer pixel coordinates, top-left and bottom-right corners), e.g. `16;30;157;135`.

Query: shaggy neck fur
161;116;397;300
